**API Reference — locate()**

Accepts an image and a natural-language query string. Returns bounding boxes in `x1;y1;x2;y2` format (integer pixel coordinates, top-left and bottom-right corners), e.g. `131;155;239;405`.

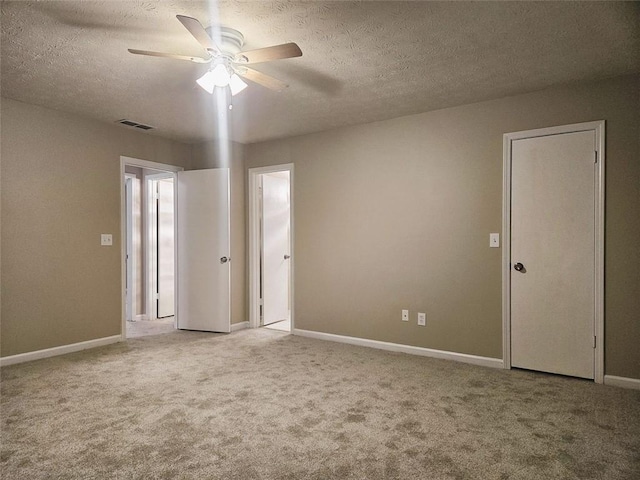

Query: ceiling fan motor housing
206;26;245;56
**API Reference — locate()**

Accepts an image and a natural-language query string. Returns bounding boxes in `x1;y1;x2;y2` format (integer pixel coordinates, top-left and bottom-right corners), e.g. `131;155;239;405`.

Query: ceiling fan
128;15;302;96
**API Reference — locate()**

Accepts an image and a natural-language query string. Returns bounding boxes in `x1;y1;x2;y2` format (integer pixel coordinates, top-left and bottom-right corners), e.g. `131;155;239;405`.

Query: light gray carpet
2;328;639;479
126;317;175;338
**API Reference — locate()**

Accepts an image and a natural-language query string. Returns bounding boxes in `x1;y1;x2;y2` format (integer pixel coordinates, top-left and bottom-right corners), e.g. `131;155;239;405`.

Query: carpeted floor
1;328;639;479
126;317;176;338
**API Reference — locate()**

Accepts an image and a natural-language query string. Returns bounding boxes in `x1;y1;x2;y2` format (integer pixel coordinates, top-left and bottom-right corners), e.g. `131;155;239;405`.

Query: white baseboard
292;329;503;369
135;314;148;321
231;321;249;332
604;375;640;390
0;335;122;367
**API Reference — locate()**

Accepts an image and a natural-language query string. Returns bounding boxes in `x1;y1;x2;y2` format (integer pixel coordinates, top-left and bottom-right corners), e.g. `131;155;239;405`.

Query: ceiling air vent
116;119;155;131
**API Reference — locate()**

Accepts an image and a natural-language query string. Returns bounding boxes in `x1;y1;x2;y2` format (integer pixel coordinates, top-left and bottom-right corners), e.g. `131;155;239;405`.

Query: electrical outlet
402;309;409;322
418;312;426;326
101;234;113;246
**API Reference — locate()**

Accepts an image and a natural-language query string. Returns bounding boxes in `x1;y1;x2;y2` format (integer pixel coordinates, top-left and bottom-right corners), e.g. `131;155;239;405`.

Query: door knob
220;256;230;264
284;255;291;260
513;262;524;272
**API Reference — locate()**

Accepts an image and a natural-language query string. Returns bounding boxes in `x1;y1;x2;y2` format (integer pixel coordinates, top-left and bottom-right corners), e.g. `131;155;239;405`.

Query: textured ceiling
2;1;639;144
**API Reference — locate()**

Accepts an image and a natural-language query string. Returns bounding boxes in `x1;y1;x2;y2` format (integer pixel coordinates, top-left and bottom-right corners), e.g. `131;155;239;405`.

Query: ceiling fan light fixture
196;70;216;93
229;74;248;96
197;63;232;93
211;63;231;87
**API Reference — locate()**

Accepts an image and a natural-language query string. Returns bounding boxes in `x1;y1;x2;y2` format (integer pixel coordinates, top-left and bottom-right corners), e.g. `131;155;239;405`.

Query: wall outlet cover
418;312;426;326
490;233;500;248
101;234;113;246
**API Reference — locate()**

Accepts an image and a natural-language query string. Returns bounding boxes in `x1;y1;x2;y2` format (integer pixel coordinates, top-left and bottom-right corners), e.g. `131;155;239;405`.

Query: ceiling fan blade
237;43;302;64
237;67;288;91
128;49;210;64
176;15;219;54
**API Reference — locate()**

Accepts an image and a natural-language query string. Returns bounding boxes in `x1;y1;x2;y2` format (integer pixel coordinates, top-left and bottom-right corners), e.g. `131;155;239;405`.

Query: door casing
248;164;294;330
502;121;605;383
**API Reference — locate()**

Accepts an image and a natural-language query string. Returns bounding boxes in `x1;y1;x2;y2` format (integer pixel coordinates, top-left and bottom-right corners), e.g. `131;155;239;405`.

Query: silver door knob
220;256;230;264
513;262;524;272
284;255;291;260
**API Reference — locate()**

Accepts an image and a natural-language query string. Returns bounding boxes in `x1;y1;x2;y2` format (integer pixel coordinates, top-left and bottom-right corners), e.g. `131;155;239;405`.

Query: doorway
249;164;294;332
121;158;233;339
121;157;183;339
502;121;604;382
147;173;176;322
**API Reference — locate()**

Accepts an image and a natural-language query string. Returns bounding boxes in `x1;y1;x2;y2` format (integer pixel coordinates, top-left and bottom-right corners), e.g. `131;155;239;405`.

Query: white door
176;169;231;333
157;178;175;318
510;130;595;379
262;173;290;325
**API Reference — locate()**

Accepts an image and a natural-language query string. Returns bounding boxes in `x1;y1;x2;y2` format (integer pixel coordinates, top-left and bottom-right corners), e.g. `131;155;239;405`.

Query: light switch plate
101;234;113;246
490;233;500;248
418;312;426;326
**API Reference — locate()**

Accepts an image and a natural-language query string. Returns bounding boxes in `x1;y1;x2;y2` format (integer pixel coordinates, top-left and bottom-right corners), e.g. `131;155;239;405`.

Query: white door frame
248;164;294;330
502;121;605;383
120;156;183;340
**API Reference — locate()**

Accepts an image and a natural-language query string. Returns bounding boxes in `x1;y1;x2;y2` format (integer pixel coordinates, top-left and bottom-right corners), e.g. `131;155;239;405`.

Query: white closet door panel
511;130;595;379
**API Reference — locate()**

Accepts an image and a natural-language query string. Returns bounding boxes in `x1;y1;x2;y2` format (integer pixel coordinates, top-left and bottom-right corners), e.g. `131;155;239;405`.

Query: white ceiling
2;1;638;144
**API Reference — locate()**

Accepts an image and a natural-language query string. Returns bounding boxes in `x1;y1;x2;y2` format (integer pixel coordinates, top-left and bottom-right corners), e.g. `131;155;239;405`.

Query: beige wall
191;140;246;326
2;75;638;380
1;98;192;357
246;75;640;379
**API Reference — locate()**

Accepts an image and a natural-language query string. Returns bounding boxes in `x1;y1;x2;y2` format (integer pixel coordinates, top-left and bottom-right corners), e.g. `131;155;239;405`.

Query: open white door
157;178;175;318
176;169;231;333
262;172;291;326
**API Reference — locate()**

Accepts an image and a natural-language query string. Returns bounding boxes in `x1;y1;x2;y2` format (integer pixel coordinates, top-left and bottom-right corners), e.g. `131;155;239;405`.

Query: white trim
231;321;249;332
248;164;295;331
604;375;640;391
293;329;503;369
0;336;121;367
502;121;605;383
120;157;183;341
594;122;605;384
502;134;512;371
120;156;184;173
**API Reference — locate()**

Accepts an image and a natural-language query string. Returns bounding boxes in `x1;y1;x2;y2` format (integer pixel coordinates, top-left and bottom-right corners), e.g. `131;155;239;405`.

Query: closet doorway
249;165;294;332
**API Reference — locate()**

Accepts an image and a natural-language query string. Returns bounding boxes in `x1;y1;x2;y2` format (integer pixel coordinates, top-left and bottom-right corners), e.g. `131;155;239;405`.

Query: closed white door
157;178;175;318
262;173;290;325
176;169;231;333
510;130;595;379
